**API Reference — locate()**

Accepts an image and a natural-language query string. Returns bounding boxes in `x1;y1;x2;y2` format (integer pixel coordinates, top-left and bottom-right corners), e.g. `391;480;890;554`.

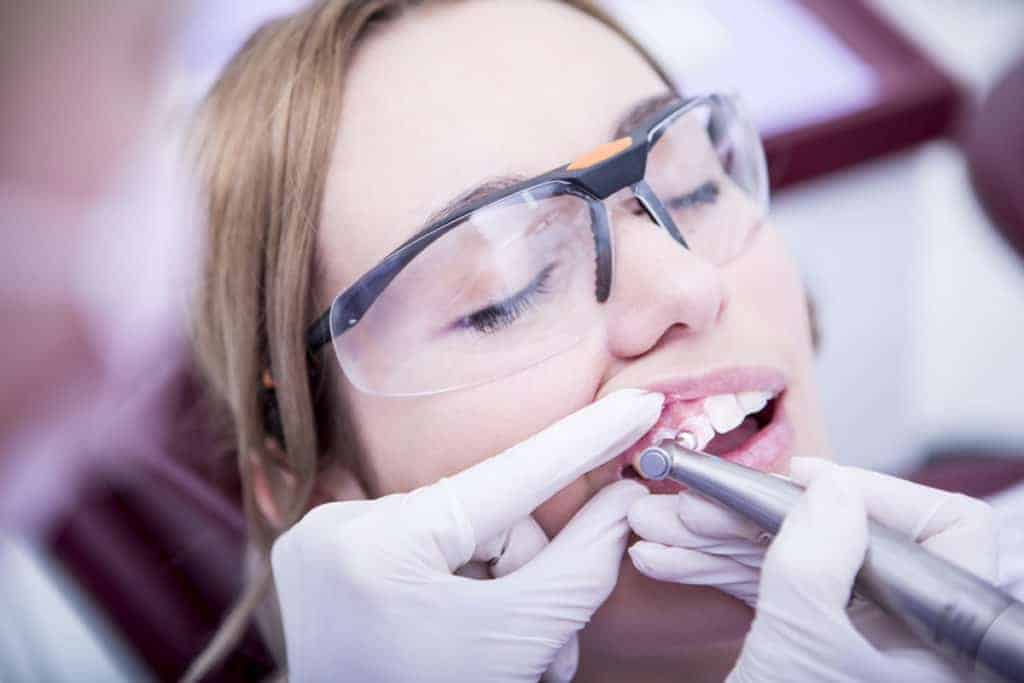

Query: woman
190;1;996;680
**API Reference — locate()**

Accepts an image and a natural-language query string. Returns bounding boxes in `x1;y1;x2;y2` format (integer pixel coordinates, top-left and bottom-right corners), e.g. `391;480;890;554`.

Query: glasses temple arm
306;310;332;354
632;180;688;249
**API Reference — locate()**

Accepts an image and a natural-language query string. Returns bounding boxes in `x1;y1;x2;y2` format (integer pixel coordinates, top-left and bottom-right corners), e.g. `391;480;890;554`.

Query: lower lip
618;395;794;494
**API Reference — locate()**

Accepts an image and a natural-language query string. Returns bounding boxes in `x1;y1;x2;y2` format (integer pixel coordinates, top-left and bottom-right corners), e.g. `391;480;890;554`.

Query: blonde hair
188;1;668;678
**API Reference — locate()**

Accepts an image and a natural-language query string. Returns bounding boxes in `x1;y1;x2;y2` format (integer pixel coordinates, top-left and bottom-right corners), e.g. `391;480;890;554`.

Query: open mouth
699;392;779;456
617;386;790;491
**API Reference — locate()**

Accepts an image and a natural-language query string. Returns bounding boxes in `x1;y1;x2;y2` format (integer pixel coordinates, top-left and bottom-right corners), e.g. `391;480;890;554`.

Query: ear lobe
248;444;298;532
249;444;371;532
308;457;370;506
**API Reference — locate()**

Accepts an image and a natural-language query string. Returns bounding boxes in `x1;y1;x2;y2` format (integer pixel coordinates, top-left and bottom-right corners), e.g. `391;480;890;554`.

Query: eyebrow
425;92;680;227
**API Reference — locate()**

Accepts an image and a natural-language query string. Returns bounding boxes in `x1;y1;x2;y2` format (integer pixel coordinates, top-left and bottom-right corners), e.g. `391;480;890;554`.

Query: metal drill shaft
636;440;1024;682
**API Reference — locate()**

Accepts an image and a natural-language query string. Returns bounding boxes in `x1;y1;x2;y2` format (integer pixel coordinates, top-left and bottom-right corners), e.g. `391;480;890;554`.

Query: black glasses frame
305;94;725;355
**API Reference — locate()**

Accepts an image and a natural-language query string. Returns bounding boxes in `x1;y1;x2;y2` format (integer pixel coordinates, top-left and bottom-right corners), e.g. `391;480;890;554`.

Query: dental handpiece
637;439;1024;683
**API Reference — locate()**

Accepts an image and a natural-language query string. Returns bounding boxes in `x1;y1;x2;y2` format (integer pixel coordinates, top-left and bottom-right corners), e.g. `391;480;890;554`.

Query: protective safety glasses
306;93;768;396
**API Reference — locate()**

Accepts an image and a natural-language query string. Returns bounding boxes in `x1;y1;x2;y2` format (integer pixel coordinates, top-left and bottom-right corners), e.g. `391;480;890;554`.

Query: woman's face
317;0;831;669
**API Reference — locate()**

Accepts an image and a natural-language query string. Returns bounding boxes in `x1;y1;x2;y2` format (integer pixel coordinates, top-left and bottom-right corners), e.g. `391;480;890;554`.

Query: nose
603;197;727;358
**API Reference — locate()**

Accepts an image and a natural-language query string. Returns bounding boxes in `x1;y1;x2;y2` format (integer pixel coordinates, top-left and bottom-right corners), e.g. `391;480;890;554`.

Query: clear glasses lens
645;95;768;264
331;184;601;395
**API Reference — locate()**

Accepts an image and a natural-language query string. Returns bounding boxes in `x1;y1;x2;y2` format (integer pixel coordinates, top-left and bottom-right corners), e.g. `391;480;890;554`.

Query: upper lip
620;365;787;403
584;365;789;490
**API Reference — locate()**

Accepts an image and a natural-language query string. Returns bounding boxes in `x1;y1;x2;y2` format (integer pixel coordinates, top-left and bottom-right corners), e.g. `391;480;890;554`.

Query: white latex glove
628;458;998;682
271;389;663;682
629;489;766;606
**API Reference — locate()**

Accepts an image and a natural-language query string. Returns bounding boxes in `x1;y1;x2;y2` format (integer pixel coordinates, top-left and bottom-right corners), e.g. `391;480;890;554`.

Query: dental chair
967;54;1024;262
47;370;274;682
912;53;1024;496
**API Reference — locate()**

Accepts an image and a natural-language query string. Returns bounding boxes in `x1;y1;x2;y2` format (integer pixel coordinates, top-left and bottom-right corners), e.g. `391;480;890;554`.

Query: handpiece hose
637;441;1024;683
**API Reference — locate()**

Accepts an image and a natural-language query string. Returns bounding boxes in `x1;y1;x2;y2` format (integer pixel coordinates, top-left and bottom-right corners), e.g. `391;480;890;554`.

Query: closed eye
626;180;720;217
454;263;558;334
666;180;719;210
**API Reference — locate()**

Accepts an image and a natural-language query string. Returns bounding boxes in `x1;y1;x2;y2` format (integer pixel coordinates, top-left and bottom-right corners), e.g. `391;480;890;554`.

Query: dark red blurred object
764;0;964;191
47;372;275;682
966;55;1024;261
913;448;1024;499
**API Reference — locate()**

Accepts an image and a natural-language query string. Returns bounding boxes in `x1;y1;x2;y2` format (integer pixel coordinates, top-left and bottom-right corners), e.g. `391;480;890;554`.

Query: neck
575;639;742;683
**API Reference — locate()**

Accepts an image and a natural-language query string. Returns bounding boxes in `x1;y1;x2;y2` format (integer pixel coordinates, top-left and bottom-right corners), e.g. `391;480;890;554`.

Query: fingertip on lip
638;367;788;402
786;456;834;486
607;387;665;401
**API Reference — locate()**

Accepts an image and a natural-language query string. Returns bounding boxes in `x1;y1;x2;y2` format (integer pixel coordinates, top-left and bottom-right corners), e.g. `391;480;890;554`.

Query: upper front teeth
703;394;745;432
679;390;774;449
737;391;769;414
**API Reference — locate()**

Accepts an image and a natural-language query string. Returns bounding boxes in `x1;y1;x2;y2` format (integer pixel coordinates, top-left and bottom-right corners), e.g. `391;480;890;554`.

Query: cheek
728;225;812;359
729;225;832;456
345;333;610;511
531;482;592;539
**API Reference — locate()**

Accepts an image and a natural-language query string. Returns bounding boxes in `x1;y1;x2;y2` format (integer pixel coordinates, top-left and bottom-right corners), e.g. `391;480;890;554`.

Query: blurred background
2;1;1022;680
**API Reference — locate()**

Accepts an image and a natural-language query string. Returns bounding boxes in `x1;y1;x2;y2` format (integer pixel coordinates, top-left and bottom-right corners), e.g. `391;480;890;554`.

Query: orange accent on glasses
566;136;632;171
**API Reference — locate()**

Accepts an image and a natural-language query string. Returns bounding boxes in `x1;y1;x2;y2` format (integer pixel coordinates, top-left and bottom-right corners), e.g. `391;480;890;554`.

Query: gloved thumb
506;480;648;635
471;516;550;577
472;517;581;683
758;469;869;621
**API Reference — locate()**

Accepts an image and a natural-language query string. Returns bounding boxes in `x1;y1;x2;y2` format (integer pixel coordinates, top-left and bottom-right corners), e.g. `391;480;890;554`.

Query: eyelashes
626;180;720;217
458;262;558;334
666;180;719;210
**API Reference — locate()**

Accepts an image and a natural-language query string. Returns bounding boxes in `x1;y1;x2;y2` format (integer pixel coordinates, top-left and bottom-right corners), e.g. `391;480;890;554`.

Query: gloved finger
677;493;765;544
272;496;389;562
269;496;402;597
628;494;765;568
472;527;510;566
628;494;694;545
475;516;579;683
473;516;549;577
759;469;869;618
489;481;646;683
788;457;991;542
789;458;997;580
628;541;760;607
509;480;648;608
438;389;662;569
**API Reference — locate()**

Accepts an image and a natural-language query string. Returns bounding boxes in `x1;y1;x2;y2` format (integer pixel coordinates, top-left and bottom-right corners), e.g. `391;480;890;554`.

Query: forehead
318;0;668;297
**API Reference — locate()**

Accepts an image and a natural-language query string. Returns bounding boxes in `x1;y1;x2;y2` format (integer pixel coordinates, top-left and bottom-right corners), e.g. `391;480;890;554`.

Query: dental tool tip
675;431;697;450
637;447;672;480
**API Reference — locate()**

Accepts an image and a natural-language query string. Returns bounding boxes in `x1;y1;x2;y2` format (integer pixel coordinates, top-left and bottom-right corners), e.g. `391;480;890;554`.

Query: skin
313;2;832;680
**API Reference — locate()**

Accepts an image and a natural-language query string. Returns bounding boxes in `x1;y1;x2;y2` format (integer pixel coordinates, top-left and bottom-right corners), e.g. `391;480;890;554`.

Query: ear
249;441;370;532
307;456;371;507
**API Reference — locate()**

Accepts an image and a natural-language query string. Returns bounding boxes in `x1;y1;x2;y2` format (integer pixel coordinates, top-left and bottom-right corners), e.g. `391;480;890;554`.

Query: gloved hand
628;486;765;607
271;389;663;683
627;458;998;682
